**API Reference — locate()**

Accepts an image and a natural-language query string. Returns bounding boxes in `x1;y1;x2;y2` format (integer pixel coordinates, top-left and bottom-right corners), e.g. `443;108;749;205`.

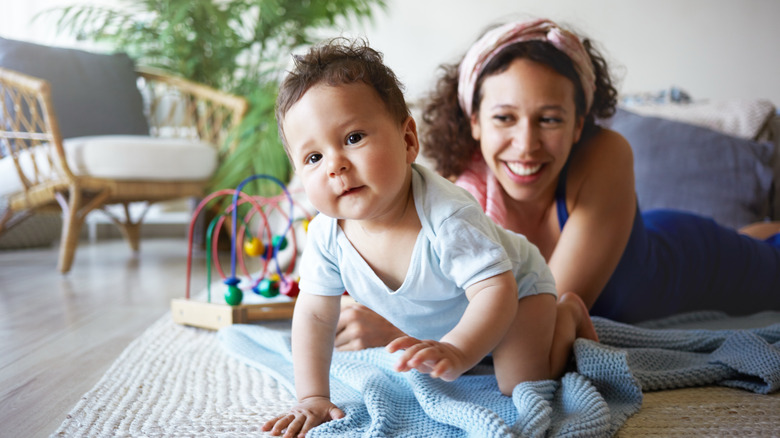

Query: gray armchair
0;37;248;272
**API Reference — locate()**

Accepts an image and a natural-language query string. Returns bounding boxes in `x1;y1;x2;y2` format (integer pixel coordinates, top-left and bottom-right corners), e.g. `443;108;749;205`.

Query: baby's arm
262;293;344;437
387;270;518;381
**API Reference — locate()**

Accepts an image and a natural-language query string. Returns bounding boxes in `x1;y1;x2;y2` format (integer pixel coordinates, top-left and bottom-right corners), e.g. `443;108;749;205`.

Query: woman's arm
548;129;637;308
335;296;404;351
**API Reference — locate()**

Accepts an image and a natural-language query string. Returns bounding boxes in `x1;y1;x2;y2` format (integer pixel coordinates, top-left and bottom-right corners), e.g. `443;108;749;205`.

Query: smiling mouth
506;161;543;177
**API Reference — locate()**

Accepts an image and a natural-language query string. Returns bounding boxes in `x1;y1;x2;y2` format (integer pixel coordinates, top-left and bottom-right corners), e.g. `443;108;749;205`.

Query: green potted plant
41;0;386;196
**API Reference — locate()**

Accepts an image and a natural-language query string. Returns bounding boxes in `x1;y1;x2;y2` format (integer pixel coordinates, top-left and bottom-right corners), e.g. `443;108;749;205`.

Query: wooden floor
0;237;209;438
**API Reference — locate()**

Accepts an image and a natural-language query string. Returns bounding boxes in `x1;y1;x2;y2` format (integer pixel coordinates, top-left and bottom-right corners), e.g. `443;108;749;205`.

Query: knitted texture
593;312;780;394
53;316;298;437
218;311;780;437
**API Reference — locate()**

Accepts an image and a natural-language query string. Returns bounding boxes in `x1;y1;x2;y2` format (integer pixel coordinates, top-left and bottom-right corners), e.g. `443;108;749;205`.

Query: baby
262;38;597;437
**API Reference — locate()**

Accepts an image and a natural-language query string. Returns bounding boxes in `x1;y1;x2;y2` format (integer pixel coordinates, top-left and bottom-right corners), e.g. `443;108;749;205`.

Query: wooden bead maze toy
173;174;313;330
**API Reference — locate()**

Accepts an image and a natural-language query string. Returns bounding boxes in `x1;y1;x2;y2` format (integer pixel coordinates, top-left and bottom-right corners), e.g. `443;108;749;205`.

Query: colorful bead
280;278;300;298
272;235;288;251
224;280;243;305
255;277;279;298
244;237;264;257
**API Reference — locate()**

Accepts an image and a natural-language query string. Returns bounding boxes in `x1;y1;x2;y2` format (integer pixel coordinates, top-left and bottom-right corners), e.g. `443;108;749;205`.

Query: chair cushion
65;135;217;179
0;136;217;197
0;37;149;139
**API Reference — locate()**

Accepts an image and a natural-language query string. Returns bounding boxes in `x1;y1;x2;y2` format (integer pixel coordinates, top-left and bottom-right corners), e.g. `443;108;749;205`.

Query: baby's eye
346;132;364;144
305;153;323;165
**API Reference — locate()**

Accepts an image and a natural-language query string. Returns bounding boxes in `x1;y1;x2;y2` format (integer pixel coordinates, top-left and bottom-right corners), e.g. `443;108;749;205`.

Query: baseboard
80;222;189;241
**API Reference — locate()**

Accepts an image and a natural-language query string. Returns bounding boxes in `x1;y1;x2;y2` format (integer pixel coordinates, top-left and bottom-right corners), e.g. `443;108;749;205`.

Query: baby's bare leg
491;293;598;395
491;294;557;395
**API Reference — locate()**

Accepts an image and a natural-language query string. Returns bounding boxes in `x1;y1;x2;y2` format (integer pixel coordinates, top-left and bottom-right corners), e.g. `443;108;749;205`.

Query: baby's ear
402;116;420;163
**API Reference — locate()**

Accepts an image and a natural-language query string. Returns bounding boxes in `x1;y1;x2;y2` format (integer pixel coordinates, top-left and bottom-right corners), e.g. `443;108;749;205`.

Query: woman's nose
512;121;540;154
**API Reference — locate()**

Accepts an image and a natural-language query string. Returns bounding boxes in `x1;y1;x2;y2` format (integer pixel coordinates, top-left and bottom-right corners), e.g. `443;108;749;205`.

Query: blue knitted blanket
218;311;780;437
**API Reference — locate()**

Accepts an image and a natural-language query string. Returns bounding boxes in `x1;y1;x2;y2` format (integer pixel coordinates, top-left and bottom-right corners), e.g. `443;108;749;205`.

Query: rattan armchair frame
0;66;248;273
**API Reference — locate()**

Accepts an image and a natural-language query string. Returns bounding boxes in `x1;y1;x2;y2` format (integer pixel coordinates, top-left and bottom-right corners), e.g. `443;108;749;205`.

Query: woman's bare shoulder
578;128;632;162
570;128;633;178
567;128;635;205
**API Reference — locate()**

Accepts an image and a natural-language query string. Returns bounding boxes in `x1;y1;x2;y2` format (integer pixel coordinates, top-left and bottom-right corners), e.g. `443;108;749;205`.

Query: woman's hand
386;336;469;381
335;301;405;351
262;396;344;437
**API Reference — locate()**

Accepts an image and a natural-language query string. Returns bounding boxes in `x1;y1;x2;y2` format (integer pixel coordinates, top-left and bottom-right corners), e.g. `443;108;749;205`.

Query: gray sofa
608;100;779;230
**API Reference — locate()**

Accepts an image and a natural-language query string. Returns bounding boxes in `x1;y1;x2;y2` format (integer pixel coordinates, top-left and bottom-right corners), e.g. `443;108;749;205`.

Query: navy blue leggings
590;209;780;323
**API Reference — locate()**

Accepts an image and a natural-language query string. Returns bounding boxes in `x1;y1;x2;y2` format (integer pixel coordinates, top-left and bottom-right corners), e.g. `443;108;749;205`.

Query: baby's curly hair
420;35;617;179
276;37;410;152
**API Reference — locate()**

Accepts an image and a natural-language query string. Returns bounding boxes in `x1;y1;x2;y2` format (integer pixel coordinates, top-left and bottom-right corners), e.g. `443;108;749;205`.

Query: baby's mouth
506;161;543;177
340;186;364;196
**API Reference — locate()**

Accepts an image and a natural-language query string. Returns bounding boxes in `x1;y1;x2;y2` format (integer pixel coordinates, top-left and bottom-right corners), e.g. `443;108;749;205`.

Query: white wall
4;0;780;105
339;0;780;106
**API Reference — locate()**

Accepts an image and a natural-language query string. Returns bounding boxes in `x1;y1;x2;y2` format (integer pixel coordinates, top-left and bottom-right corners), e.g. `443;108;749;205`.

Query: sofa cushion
0;136;217;197
608;108;775;230
0;37;149;139
620;99;776;140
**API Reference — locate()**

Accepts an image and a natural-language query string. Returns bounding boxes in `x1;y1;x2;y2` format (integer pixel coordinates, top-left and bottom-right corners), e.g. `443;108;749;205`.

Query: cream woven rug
53;315;296;437
53;314;780;437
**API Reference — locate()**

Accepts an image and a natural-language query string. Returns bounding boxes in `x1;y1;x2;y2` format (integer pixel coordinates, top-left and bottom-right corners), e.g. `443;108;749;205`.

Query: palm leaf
38;0;386;204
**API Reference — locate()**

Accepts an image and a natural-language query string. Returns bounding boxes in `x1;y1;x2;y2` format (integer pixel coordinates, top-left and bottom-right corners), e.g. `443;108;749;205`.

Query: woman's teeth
506;162;542;176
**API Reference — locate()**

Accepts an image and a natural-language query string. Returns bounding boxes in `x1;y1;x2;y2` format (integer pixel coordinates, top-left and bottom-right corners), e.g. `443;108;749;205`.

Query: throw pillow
607;108;774;230
0;37;149;139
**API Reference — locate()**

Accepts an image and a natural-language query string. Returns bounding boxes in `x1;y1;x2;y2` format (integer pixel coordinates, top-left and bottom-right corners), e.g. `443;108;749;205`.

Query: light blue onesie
298;164;556;341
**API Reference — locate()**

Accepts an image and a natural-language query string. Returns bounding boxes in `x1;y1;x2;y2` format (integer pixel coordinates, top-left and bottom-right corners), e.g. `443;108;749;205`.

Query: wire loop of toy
228;174;295;287
184;175;314;305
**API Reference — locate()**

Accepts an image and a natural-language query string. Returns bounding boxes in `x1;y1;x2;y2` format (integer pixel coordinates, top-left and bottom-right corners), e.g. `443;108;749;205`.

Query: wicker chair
0;66;248;273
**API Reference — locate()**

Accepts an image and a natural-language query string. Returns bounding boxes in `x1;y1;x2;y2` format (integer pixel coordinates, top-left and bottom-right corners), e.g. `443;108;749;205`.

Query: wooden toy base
171;298;296;330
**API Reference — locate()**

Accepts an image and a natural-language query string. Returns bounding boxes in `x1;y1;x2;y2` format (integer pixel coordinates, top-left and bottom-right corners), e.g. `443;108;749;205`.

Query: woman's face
471;58;584;205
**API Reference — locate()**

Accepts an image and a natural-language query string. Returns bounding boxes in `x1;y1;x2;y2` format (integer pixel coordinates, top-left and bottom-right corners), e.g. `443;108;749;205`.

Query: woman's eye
305;153;322;165
492;114;512;123
540;116;563;125
346;133;364;144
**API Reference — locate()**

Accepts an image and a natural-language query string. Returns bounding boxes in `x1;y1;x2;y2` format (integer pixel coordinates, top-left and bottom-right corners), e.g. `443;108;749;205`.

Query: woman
334;18;780;351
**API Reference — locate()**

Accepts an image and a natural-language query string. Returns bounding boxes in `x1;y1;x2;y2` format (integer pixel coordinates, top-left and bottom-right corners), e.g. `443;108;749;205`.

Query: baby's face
283;82;418;222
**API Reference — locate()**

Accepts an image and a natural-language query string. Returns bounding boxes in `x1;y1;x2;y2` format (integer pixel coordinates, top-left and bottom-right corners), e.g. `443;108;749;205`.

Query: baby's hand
262;396;344;437
386;336;468;381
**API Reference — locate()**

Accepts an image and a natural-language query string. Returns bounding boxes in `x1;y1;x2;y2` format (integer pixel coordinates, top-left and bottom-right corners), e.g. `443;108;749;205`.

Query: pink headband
457;18;596;118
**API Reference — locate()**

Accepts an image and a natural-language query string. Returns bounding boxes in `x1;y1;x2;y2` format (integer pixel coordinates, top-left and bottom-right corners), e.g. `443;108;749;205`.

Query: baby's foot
560;292;599;342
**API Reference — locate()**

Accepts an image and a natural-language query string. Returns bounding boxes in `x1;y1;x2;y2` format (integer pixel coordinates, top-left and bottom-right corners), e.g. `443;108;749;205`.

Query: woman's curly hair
420;35;617;179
